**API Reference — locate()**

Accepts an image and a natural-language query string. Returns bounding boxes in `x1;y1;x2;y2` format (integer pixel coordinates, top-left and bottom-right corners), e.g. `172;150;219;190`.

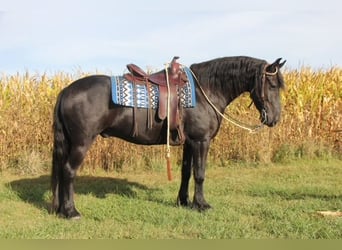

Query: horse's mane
190;56;284;102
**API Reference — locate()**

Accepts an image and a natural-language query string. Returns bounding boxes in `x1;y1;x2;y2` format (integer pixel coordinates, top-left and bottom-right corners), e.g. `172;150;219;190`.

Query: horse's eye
268;79;278;89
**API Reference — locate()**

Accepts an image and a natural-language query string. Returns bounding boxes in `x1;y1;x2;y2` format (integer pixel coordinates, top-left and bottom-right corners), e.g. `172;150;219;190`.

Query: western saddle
123;56;188;145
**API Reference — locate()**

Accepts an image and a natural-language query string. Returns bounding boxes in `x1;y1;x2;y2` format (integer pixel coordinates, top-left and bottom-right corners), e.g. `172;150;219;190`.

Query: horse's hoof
57;208;81;220
176;196;191;208
70;214;82;220
191;201;212;212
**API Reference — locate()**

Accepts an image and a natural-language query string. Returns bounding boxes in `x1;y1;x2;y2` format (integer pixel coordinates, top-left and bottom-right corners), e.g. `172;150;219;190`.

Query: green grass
0;159;341;239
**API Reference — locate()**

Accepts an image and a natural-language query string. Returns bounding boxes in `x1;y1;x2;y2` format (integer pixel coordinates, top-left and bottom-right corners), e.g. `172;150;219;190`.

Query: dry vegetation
0;68;341;173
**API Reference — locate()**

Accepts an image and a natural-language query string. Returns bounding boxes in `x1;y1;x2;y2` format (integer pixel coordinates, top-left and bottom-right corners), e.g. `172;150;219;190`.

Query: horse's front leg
192;139;212;211
177;141;193;207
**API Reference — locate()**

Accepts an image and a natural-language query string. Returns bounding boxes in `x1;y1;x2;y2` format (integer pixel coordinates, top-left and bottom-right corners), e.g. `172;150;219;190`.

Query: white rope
164;63;171;157
186;66;264;133
164;63;172;181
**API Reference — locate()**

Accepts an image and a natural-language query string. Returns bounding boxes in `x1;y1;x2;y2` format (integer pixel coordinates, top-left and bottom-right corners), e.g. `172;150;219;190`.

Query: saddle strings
184;66;264;133
164;63;172;181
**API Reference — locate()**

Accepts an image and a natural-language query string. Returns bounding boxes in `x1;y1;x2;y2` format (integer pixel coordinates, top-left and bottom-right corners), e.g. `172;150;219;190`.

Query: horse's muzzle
260;108;278;127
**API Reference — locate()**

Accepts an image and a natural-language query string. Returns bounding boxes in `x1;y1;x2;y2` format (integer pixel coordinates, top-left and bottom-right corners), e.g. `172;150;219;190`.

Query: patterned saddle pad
111;67;196;109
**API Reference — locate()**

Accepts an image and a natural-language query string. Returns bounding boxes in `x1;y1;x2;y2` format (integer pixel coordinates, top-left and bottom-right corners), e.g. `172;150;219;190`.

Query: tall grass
0;68;341;173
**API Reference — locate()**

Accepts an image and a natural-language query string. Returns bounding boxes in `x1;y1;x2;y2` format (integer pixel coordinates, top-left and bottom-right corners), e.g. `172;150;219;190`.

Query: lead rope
164;63;172;181
186;66;264;133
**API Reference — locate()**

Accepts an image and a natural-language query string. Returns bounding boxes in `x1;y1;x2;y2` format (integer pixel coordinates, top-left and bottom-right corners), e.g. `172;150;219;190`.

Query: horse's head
250;58;286;127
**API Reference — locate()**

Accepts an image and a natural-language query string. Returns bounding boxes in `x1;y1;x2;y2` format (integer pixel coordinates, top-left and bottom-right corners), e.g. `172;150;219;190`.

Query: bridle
187;65;279;133
261;64;278;95
250;64;279;125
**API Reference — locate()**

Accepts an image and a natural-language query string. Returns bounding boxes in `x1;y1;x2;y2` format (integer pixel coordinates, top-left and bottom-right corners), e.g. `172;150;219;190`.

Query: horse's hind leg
58;138;93;219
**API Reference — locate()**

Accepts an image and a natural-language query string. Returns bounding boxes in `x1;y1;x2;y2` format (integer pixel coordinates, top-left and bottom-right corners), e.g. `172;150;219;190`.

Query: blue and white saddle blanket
111;67;196;109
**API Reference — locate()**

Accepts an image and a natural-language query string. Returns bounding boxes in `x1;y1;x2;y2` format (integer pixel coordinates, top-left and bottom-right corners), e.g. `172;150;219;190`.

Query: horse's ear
278;58;286;68
267;58;286;73
273;58;286;68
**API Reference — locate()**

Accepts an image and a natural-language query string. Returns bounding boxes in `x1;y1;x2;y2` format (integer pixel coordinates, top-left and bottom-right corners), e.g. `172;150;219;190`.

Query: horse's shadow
8;174;158;213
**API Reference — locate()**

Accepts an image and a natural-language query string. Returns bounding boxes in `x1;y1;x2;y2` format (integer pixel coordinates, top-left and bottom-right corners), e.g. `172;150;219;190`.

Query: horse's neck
204;74;251;112
226;78;251;104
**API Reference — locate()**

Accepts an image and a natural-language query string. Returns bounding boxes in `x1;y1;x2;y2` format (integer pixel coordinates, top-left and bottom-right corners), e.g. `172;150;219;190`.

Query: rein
186;66;276;133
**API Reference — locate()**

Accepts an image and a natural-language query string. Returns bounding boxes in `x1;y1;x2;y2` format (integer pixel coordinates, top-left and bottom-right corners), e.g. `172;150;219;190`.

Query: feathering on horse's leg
192;140;212;211
177;141;193;207
58;138;94;219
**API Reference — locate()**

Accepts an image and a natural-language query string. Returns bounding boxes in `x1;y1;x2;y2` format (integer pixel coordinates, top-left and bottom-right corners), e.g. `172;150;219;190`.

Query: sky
0;0;341;74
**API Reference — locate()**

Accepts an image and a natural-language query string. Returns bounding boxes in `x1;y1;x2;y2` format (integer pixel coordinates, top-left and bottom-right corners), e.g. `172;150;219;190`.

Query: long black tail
51;90;69;213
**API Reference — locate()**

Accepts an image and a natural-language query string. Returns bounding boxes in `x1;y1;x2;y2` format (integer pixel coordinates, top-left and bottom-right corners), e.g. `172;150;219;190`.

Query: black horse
51;56;286;219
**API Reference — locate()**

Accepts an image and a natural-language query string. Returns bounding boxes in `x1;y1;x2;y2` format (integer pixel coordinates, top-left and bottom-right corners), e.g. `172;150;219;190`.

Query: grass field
0;159;341;239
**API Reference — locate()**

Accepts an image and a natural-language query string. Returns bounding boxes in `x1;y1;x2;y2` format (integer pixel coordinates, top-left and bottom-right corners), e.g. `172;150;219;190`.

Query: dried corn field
0;68;341;173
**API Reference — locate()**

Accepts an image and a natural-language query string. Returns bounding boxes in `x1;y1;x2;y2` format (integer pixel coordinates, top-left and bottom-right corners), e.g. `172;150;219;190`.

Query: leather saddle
125;56;187;87
123;56;188;144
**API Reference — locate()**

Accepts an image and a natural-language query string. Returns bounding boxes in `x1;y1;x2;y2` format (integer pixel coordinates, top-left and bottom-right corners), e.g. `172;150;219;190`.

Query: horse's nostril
270;121;277;127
